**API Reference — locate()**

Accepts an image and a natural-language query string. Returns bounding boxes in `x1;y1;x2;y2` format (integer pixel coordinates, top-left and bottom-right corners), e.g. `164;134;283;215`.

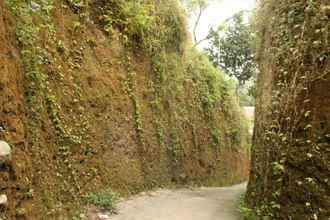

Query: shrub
90;0;187;53
86;188;119;212
239;194;257;220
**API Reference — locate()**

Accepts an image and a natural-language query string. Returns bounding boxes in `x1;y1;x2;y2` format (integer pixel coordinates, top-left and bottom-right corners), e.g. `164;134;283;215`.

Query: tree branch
193;3;203;44
194;35;210;47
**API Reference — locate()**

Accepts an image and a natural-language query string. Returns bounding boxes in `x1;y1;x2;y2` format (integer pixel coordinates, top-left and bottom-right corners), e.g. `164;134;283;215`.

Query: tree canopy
180;0;221;45
205;11;257;86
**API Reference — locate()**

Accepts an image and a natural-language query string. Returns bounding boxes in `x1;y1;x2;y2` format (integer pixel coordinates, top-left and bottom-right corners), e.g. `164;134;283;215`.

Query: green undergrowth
239;194;274;220
86;188;119;213
239;194;257;220
86;0;187;54
185;51;229;116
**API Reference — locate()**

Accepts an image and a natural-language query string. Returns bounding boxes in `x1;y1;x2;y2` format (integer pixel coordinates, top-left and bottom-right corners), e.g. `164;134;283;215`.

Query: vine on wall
247;1;330;219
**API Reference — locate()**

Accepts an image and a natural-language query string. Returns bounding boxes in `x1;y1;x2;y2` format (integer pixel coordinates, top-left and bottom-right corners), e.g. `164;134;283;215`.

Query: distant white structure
243;106;255;121
243;106;255;134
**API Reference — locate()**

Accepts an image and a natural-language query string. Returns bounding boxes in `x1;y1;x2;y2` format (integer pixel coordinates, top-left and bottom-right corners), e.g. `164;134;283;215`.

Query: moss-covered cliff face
0;0;250;219
247;0;330;219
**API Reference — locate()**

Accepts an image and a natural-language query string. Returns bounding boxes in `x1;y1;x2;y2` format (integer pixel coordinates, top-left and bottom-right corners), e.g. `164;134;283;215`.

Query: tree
180;0;220;46
205;11;257;87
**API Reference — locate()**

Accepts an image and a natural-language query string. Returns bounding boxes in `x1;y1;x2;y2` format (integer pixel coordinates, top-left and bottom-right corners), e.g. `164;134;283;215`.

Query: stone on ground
0;141;11;163
0;194;8;206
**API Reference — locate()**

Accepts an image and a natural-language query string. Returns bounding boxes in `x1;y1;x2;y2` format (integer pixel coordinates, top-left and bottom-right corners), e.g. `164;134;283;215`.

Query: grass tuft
86;188;119;212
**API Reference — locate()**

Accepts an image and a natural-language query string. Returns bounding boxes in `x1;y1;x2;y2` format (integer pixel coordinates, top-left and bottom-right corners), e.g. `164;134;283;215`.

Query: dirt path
110;183;246;220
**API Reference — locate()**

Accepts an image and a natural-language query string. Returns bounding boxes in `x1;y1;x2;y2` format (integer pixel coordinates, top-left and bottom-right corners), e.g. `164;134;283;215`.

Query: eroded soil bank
0;0;250;219
247;0;330;219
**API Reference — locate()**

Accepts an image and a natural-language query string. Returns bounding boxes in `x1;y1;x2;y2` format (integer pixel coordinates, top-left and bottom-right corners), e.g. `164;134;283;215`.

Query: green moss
185;50;229;117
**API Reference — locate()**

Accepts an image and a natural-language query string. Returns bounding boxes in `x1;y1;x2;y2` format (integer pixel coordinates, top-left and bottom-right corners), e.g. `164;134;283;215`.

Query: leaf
304;111;311;118
304;124;312;130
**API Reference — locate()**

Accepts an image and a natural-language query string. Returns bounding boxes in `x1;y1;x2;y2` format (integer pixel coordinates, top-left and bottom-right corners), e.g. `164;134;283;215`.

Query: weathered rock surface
0;0;251;219
247;1;330;219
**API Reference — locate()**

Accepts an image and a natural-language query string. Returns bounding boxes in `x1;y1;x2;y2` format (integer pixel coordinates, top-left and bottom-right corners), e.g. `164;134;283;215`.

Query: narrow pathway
110;183;246;220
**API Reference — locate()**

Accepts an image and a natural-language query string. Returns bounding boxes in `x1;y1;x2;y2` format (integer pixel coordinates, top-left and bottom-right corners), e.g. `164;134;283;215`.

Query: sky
189;0;256;49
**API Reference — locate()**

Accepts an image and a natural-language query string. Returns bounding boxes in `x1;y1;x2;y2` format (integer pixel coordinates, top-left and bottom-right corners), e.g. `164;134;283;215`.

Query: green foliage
239;194;257;220
180;0;221;45
65;0;89;18
66;0;86;9
149;0;187;53
206;11;257;86
247;0;330;219
90;0;187;53
186;49;228;112
272;162;285;175
183;49;251;150
180;0;210;13
5;0;56;112
103;1;154;38
238;79;256;106
86;189;118;212
239;194;279;220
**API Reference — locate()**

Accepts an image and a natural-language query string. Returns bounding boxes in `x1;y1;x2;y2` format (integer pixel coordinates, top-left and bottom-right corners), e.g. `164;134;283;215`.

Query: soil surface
110;183;246;220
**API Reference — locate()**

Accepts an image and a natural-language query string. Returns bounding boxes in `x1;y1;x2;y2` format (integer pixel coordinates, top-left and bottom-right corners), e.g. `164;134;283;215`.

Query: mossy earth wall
247;0;330;219
0;0;250;219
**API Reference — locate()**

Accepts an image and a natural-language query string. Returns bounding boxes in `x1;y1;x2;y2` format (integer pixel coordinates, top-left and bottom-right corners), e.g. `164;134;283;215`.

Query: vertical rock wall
247;0;330;219
0;0;250;219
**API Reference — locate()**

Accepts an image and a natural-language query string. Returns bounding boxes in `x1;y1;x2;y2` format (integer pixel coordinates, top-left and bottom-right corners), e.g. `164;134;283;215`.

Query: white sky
189;0;256;48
